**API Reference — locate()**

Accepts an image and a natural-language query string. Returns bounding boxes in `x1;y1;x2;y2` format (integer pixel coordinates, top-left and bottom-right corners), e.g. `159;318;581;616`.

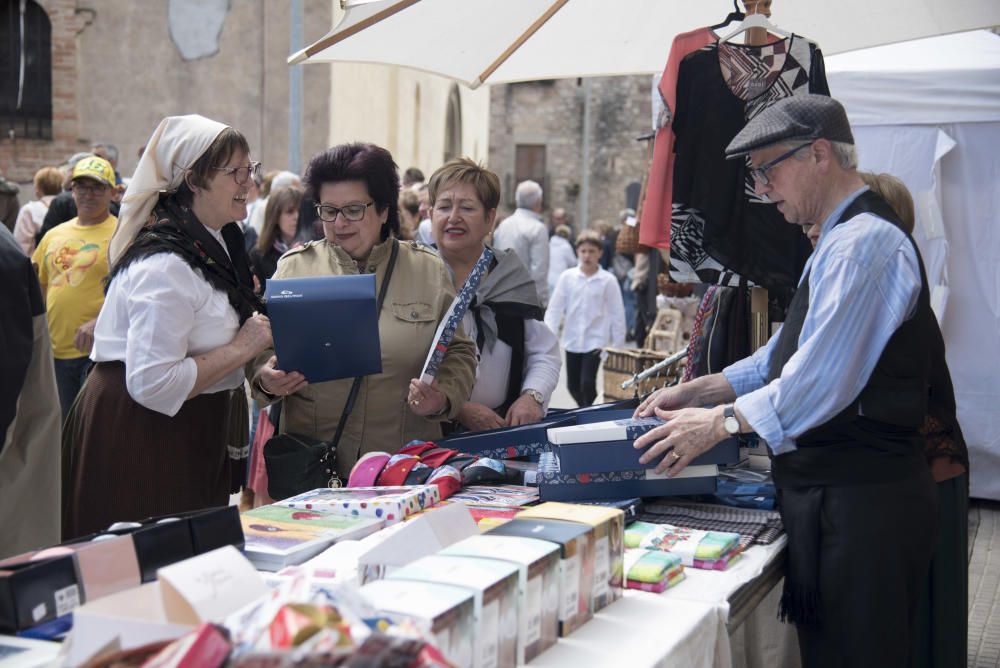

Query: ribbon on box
419;246;494;384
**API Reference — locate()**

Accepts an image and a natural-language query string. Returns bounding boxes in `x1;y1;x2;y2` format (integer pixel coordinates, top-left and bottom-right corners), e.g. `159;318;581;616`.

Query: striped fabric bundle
624;548;685;593
624;521;742;571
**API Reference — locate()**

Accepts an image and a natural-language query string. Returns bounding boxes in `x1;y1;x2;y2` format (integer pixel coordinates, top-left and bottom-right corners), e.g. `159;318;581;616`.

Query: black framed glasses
749;143;812;186
315;201;375;222
212;160;261;186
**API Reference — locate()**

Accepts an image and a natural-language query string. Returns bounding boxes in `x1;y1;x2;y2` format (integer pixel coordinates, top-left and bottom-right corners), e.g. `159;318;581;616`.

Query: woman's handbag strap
326;239;400;465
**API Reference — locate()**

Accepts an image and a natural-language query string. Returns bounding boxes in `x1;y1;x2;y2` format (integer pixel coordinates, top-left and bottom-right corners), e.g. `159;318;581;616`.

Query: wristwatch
722;405;741;436
522;389;545;405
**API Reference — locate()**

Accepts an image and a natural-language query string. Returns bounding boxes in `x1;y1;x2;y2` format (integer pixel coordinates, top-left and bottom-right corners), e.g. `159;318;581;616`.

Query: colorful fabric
639;499;784;549
669;35;826;287
419;246;493;383
626;574;685;593
639;27;716;250
624;548;683;584
624;521;741;569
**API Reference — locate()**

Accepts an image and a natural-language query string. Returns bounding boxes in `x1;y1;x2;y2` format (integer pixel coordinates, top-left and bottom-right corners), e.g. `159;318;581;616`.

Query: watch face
724;416;740;435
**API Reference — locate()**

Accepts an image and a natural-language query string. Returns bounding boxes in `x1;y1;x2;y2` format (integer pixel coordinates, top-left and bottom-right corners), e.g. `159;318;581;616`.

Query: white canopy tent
291;0;1000;87
827;30;1000;500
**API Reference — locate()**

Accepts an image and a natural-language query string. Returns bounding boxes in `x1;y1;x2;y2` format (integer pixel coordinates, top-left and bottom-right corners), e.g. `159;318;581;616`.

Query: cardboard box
550;436;740;475
0;553;80;632
357;502;478;583
64;533;142;602
360;579;475;667
546;398;639;419
439;417;576;459
277;485;440;524
68;546;266;667
518;503;625;611
536;465;719;501
486;518;595;637
390;555;519;668
440;535;561;663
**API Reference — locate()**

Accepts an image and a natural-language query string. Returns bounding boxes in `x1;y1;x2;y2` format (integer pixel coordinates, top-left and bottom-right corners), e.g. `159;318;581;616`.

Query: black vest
767;190;935;489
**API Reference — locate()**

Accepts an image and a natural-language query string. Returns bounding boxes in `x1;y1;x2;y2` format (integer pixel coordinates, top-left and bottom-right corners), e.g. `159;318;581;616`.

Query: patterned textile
682;285;718;382
624;521;742;570
420;245;493;383
638;499;784;550
668;35;825;287
624;547;684;585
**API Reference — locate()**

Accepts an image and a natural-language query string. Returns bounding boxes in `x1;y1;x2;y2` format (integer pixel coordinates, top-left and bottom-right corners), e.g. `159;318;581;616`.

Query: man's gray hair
618;208;636;223
515;180;543;209
91;143;119;165
780;140;858;170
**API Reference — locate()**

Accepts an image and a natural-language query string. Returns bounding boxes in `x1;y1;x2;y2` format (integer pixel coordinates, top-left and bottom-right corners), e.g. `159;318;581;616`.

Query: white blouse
91;250;243;417
462;312;561;411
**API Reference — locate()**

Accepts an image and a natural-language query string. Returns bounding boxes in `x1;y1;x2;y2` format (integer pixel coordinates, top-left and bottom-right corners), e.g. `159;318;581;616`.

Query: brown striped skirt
62;361;242;540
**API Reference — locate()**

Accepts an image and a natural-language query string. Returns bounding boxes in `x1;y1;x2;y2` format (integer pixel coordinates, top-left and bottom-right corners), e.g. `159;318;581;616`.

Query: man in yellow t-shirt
32;156;117;418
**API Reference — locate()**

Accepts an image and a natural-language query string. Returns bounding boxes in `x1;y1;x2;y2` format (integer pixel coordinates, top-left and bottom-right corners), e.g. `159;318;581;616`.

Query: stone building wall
488;75;652;232
1;0;332;189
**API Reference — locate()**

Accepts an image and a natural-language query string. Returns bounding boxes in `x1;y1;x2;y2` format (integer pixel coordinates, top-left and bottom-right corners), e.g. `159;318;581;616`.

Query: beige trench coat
251;238;476;480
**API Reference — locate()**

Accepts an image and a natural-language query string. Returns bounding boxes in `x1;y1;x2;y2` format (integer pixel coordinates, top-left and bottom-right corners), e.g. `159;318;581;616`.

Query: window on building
512;144;547;208
0;0;52;140
443;84;462;164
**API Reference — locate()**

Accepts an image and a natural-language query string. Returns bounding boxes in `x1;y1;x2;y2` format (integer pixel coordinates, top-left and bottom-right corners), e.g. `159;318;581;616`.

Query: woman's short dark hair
304;143;400;241
174;127;251;207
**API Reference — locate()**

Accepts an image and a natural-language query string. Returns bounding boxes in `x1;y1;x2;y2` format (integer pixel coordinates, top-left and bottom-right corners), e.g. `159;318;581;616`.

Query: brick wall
0;0;91;187
488;76;651;232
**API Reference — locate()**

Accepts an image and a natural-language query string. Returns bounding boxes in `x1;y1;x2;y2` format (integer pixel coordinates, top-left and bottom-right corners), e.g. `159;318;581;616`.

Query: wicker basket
602;347;682;401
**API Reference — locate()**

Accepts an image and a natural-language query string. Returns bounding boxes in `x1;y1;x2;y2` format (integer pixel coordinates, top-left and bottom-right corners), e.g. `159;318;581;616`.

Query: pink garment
638;27;716;250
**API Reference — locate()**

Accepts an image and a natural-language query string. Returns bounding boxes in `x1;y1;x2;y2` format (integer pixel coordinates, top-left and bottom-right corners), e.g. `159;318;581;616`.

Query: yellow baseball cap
71;156;115;188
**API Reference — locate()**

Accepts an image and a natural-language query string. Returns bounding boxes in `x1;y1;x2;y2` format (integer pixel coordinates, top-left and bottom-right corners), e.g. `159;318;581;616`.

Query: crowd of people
5;114;635;539
0;91;969;667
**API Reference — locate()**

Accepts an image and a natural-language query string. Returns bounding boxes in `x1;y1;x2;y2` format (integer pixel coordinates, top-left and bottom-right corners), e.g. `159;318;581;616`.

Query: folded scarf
624;521;741;568
624;548;684;584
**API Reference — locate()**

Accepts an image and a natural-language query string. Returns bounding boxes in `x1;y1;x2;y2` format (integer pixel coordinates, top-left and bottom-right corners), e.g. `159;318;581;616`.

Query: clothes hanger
709;0;745;32
718;7;791;43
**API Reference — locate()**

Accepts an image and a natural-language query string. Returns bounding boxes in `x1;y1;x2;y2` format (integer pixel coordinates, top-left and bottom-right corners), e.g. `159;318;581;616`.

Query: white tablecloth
520;538;789;667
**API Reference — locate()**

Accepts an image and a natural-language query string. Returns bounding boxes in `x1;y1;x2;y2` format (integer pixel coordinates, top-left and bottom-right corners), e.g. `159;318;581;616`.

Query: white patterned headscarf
108;114;228;264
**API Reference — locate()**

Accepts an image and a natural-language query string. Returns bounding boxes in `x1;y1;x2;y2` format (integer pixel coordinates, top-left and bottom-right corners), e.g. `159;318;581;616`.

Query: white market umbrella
289;0;1000;88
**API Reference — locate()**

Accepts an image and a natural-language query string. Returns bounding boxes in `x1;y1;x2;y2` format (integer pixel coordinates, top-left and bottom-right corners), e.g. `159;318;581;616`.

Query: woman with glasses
63;115;273;538
250;143;476;484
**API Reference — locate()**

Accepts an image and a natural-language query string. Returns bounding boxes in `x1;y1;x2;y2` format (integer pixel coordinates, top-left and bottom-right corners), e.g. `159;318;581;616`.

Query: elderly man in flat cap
633;94;942;667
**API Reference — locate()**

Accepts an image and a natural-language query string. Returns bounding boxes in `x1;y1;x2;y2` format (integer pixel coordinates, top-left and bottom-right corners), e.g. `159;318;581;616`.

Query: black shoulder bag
264;240;399;500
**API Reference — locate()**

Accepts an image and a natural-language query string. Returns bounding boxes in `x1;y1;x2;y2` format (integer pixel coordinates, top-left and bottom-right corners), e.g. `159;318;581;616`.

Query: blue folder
551;436;740;475
265;274;382;383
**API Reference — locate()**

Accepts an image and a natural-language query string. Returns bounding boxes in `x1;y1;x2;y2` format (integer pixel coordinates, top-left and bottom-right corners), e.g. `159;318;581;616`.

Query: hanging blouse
638;27;716;250
669;35;829;288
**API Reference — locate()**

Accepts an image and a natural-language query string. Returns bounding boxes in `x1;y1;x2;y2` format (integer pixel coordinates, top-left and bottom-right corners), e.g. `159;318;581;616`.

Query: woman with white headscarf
63;115;272;539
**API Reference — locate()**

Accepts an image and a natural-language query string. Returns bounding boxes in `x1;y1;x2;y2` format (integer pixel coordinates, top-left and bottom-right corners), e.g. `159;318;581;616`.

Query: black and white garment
669;35;828;288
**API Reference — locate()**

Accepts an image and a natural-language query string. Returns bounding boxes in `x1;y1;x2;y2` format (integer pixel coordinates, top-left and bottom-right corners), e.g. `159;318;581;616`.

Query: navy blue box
439;417;576;459
551;437;740;475
546;398;639;418
0;554;78;633
536;469;718;502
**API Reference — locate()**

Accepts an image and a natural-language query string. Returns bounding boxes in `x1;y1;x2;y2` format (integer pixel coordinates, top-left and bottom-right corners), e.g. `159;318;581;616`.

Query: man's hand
257;355;308;397
633;405;728;476
458;401;506;432
634;383;697;418
73;318;97;354
505;393;544;427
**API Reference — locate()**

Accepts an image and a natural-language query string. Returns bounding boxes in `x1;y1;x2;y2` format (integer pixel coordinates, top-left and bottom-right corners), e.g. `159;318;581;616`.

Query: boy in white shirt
544;230;626;406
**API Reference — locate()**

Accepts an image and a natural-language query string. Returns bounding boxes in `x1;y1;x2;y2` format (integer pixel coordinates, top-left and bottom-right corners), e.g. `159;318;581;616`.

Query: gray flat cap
726;94;854;158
